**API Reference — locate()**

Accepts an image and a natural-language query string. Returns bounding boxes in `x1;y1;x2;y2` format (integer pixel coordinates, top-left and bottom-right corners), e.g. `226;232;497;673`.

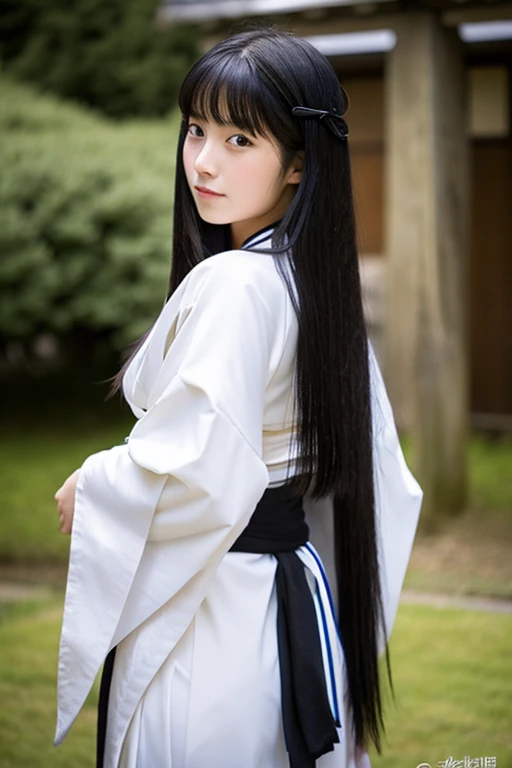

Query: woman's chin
196;210;232;226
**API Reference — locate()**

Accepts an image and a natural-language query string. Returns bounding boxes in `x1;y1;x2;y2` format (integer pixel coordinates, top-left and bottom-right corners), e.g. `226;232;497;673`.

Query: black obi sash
230;483;340;767
96;485;339;768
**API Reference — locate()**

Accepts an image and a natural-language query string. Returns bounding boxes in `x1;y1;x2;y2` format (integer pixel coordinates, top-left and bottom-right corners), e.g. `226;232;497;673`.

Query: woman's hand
55;469;80;535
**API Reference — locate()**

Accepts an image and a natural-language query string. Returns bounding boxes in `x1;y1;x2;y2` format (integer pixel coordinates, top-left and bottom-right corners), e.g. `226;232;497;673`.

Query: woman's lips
194;186;225;199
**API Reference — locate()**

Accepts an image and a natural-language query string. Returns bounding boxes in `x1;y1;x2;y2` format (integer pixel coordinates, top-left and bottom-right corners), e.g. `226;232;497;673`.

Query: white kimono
54;226;423;768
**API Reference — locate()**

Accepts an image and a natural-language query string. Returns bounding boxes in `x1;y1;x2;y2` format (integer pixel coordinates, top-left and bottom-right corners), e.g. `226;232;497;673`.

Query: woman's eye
228;134;252;147
187;124;204;138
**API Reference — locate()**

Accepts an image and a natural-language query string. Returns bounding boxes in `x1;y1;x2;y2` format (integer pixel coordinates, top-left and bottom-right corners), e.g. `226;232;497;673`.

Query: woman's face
182;117;302;248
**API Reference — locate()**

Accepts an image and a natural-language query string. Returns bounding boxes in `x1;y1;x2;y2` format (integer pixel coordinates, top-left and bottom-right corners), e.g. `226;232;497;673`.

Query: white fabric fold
368;342;423;645
55;445;169;746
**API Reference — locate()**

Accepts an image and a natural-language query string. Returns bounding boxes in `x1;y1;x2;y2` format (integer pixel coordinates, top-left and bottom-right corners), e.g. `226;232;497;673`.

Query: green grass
0;596;99;768
372;605;512;768
0;421;133;562
0;598;510;767
400;432;512;514
0;379;134;564
469;434;512;513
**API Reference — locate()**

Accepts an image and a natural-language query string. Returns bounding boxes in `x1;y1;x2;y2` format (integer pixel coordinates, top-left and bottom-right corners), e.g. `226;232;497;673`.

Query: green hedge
0;78;178;350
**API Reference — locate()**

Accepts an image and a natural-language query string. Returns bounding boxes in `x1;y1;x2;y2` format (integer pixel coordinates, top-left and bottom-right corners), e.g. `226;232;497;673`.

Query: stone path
0;582;54;602
400;589;512;614
1;581;511;613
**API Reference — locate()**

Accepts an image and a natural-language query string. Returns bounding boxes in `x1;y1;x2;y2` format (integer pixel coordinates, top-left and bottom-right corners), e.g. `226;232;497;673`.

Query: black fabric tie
231;483;340;766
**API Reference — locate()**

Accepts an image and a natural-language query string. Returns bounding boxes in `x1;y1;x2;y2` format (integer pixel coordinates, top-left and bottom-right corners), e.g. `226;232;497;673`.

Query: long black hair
112;27;388;753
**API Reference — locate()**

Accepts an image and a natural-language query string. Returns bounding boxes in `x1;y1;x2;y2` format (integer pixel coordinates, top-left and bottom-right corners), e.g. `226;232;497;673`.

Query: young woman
54;28;422;768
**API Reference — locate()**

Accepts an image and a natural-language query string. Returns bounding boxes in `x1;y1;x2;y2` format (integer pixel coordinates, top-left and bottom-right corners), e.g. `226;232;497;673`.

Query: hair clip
292;105;349;140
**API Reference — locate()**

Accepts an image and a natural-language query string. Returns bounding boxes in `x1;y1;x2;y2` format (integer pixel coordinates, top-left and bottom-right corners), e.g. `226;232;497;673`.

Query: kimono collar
241;220;281;251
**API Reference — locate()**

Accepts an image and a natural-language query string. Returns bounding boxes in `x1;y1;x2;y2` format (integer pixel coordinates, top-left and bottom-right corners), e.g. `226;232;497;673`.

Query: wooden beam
470;412;512;433
385;12;470;527
199;14;402;51
282;14;402;36
443;3;512;26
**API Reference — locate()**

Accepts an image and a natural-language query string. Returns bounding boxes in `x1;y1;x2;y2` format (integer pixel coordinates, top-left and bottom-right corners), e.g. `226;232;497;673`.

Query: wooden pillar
385;12;469;527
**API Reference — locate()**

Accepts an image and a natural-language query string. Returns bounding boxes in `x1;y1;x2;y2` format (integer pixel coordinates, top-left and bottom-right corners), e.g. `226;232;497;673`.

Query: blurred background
0;1;510;766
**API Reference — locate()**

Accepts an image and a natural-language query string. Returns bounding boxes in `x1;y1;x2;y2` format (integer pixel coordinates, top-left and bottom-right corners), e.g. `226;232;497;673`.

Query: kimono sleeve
367;340;423;647
55;254;278;747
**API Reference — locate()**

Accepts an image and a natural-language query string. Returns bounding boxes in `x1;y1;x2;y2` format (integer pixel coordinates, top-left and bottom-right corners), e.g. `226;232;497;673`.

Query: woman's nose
194;141;218;177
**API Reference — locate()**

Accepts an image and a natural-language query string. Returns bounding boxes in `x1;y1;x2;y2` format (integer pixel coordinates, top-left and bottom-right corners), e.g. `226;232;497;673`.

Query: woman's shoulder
180;248;286;308
193;247;279;279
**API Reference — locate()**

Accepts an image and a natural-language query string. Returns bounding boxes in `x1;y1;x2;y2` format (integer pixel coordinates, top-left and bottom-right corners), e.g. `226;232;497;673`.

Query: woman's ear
287;150;304;185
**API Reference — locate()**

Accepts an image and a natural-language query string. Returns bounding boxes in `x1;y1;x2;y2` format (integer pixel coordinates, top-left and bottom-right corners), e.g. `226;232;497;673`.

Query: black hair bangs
178;53;276;139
